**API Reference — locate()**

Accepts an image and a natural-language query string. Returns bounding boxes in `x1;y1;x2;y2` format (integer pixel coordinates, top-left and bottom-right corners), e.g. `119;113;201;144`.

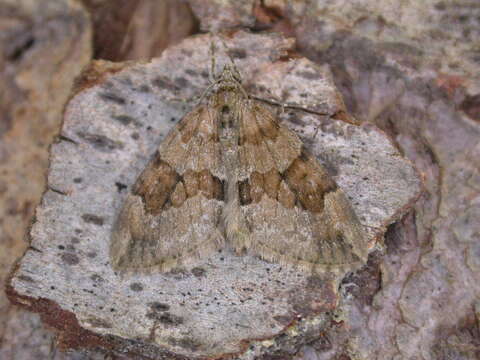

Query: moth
110;64;369;274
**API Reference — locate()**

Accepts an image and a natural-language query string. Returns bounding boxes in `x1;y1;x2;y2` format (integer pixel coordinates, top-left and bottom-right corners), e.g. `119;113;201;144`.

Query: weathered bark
7;31;420;359
4;0;479;359
0;0;92;358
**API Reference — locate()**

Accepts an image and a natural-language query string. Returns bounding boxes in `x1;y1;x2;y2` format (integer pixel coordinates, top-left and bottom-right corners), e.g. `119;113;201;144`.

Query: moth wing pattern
110;104;226;272
235;102;369;273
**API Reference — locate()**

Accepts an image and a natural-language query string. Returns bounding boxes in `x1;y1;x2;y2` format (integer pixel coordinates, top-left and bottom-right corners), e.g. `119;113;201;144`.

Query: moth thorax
217;92;240;147
218;106;239;146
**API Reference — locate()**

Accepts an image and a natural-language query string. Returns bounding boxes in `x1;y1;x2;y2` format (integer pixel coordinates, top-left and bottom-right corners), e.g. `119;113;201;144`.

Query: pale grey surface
9;32;421;359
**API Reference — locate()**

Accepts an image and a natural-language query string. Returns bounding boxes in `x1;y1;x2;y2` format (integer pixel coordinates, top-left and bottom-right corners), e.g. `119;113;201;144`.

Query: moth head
217;64;242;89
210;64;249;103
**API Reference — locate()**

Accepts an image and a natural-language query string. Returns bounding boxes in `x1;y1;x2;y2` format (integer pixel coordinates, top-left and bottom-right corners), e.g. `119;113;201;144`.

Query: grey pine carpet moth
110;63;369;274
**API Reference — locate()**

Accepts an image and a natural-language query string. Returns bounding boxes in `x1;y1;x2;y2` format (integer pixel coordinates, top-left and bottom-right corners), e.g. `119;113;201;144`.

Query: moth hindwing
110;65;368;274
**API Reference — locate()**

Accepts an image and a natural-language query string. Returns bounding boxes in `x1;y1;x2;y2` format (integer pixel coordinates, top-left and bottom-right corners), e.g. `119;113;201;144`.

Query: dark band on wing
134;153;224;215
237;148;337;213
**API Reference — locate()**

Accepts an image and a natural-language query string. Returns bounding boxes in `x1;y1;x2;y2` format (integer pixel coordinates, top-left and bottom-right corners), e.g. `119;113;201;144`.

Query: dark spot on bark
174;77;188;88
87;251;97;258
456;14;469;23
71;237;80;244
90;274;103;283
341;252;381;306
115;182;127;192
73;177;82;183
98;92;126;105
138;84;151;92
74;229;82;234
434;2;446;11
130;282;144;292
379;42;423;57
58;245;65;250
131;132;140;140
460;94;480;123
185;69;197;76
76;131;124;152
273;315;292;326
191;267;206;278
152;76;179;91
167;336;201;351
0;111;12;137
306;275;325;289
178;337;201;351
296;70;322;80
257;351;292;360
18;275;34;282
6;31;35;62
227;48;247;59
119;76;133;86
61;253;80;266
149;302;170;311
112;115;137;126
86;318;112;329
158;312;183;325
81;214;104;226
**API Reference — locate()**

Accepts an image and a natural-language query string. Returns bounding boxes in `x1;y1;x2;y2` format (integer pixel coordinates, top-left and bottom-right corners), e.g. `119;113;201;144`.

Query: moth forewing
110;65;369;274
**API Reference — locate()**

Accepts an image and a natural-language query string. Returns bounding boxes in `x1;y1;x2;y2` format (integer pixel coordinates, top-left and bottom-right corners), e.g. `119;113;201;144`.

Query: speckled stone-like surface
7;32;421;359
0;0;92;358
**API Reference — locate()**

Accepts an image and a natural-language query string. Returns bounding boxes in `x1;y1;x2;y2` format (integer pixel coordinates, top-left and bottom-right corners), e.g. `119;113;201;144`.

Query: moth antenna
209;39;218;82
216;34;243;82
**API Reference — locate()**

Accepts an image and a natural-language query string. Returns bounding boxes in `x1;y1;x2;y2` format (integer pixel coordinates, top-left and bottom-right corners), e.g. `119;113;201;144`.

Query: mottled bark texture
0;0;92;359
7;30;420;359
4;0;479;359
